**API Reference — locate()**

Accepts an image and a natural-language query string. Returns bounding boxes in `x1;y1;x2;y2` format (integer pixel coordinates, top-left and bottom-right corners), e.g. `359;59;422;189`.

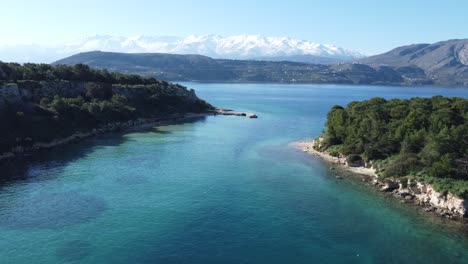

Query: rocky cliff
379;178;467;218
0;80;198;109
0;79;213;162
298;140;467;219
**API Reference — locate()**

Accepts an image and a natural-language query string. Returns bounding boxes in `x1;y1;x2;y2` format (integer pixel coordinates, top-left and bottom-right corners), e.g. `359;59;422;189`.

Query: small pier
214;109;258;118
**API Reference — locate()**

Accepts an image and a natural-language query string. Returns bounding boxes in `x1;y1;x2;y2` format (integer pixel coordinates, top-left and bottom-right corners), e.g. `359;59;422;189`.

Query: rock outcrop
0;79;214;163
297;139;468;219
0;83;22;108
112;83;198;103
20;80;86;100
387;180;467;218
214;109;258;119
0;80;199;110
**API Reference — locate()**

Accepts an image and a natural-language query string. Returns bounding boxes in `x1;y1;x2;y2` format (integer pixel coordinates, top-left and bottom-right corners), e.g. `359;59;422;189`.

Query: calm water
0;84;467;263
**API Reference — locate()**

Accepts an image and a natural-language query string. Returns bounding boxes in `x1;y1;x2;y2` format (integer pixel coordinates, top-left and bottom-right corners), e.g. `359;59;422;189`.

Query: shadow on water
55;240;94;263
258;143;468;237
0;190;108;230
150;128;173;135
0;116;208;231
0;135;131;185
317;157;468;235
0;115;208;186
0;135;126;231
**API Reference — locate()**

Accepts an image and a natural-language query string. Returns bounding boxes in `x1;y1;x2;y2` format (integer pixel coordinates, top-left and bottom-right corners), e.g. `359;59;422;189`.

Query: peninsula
296;96;468;219
0;62;214;161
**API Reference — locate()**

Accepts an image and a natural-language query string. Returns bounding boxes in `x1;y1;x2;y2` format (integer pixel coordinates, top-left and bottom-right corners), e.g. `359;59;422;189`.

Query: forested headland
317;96;468;198
0;62;213;156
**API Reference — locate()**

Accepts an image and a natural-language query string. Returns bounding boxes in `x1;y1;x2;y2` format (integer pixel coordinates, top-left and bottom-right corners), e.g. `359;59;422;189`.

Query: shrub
85;82;113;100
382;153;421;178
347;154;363;163
426;177;468;199
400;178;408;189
346;154;364;167
428;154;457;178
326;144;342;157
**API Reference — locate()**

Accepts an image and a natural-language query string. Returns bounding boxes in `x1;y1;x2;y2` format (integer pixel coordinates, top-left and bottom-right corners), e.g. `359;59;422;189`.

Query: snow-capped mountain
64;34;364;59
0;35;365;63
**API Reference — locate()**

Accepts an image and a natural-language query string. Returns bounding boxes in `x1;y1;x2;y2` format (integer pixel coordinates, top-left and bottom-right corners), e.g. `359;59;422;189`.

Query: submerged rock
424;207;433;212
405;195;414;201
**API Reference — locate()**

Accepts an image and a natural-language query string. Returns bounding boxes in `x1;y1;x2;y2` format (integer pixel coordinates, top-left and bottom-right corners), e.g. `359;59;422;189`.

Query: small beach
291;140;377;177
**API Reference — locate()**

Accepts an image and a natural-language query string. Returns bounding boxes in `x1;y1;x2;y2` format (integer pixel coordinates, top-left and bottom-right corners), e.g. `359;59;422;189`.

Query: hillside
359;39;468;86
0;62;213;157
317;96;468;198
253;54;345;65
53;39;468;87
53;52;236;81
54;51;430;85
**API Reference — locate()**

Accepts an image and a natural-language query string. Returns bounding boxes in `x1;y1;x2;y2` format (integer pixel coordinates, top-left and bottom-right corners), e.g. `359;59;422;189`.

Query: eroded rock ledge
293;140;467;220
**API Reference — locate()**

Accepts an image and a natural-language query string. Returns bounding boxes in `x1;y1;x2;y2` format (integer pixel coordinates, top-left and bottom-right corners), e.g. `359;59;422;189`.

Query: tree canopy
0;63;213;157
0;62;160;85
320;96;468;197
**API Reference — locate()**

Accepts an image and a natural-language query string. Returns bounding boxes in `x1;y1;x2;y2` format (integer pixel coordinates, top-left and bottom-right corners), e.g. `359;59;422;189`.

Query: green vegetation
326;144;342;157
0;62;160;85
319;96;468;197
53;51;433;86
0;63;213;155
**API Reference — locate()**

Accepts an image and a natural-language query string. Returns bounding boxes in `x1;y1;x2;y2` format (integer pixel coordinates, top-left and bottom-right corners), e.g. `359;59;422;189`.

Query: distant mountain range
0;35;364;63
53;39;468;86
359;39;468;85
50;51;419;85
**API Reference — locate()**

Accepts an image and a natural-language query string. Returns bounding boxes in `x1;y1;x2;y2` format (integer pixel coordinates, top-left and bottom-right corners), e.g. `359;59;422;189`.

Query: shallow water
0;83;467;263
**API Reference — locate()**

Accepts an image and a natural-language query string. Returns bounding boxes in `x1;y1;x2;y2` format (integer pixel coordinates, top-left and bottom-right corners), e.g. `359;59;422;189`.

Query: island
0;62;214;161
296;96;468;219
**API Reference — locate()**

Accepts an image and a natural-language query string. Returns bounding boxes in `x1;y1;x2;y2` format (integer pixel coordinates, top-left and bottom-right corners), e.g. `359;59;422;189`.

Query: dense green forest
0;62;213;155
318;96;468;197
0;61;161;85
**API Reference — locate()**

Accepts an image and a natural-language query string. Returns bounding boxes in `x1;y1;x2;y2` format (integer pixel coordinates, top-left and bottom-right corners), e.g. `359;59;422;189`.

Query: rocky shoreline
0;112;212;163
0;108;259;164
292;140;468;221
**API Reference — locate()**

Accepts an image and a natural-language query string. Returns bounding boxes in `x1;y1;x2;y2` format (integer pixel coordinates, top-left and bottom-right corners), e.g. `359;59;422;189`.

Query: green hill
0;62;213;156
318;96;468;197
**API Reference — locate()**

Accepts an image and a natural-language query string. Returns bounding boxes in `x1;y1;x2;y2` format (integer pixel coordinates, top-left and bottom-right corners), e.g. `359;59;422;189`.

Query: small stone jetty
214;109;258;118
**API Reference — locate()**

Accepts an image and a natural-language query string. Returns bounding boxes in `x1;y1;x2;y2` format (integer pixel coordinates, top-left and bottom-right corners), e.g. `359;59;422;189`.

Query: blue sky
1;0;467;54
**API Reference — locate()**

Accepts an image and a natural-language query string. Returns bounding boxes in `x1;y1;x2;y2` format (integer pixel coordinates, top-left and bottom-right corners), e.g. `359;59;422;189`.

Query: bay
0;83;467;263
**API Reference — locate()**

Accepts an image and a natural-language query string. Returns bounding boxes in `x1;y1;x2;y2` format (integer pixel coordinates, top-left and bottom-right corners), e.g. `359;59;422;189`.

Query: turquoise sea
0;83;467;263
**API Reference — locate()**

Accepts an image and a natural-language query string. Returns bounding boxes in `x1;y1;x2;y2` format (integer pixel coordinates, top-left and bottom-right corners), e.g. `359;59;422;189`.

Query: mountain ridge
0;34;364;63
358;39;468;85
53;38;468;86
52;51;425;85
63;34;365;59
